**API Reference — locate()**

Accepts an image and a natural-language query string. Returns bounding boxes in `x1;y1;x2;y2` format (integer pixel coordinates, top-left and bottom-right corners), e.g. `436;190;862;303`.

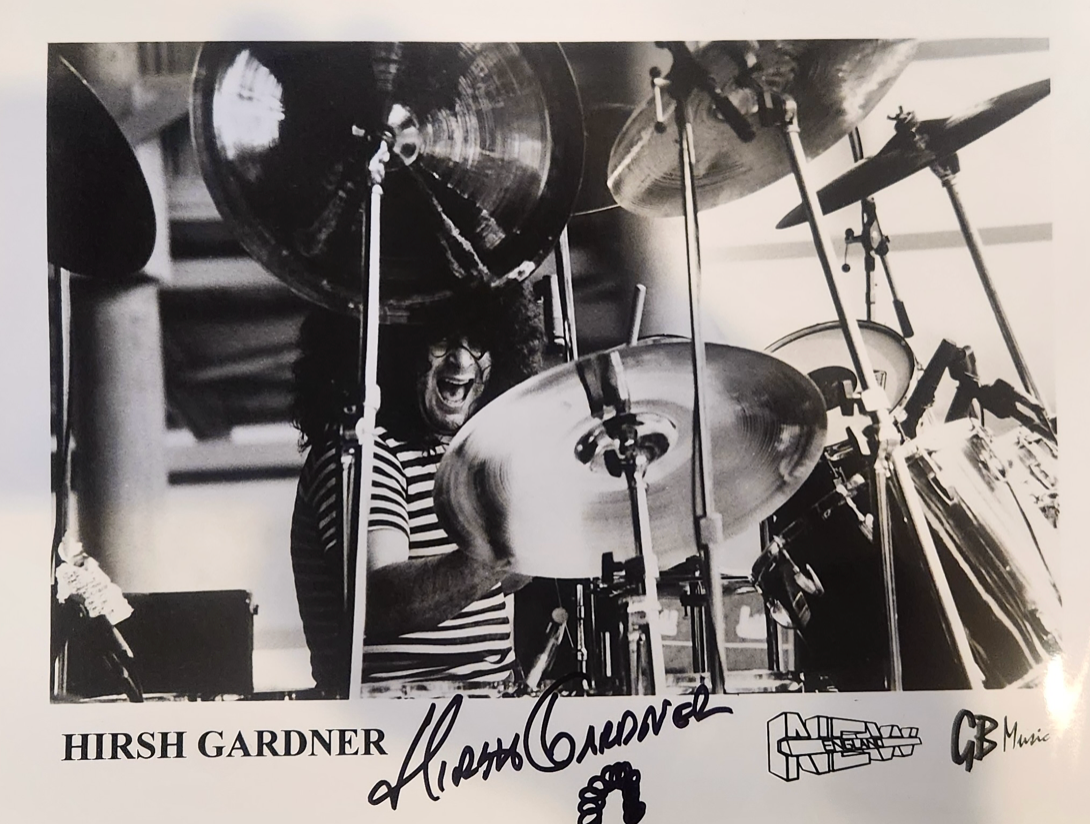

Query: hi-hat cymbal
776;78;1051;229
435;339;827;579
607;40;918;217
47;55;156;278
191;43;584;317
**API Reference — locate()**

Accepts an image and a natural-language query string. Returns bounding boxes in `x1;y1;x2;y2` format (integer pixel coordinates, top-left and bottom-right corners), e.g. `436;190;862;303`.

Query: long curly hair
292;281;546;448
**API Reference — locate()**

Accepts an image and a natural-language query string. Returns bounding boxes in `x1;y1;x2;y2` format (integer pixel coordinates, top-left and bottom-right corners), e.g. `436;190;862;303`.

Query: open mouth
437;376;474;407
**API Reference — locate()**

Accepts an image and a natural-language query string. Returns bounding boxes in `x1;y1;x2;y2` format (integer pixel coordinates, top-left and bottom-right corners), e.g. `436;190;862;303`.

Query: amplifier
63;590;254;699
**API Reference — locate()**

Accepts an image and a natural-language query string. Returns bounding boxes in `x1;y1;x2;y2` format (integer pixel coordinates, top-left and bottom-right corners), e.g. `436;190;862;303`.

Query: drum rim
765;319;918;409
766;318;911;353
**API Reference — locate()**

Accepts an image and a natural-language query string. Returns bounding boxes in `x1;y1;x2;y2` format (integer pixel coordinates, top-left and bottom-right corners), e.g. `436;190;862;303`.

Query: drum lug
834;473;873;538
916;448;958;506
796;563;824;597
1016;431;1058;490
752;535;823;631
967;428;1010;483
767;600;795;629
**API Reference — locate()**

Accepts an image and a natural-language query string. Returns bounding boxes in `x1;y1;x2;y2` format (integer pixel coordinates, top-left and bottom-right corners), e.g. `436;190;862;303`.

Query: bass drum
766;320;917;446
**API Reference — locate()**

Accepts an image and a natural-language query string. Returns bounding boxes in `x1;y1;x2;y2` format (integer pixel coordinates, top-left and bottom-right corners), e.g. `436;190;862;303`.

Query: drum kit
190;40;1059;696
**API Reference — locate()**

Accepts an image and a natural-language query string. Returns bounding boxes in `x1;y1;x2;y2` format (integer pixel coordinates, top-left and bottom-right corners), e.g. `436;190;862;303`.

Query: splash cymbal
607;40;918;217
776;78;1051;229
434;339;827;579
191;42;584;317
47;55;156;278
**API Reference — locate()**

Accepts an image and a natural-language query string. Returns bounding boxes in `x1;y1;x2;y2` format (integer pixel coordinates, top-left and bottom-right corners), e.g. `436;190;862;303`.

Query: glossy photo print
4;15;1088;824
45;39;1059;703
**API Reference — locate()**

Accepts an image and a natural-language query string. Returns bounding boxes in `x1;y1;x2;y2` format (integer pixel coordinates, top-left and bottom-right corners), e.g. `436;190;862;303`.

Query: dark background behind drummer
289;283;545;695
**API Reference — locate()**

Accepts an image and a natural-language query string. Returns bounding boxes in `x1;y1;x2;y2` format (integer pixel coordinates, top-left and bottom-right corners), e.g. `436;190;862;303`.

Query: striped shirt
290;428;514;692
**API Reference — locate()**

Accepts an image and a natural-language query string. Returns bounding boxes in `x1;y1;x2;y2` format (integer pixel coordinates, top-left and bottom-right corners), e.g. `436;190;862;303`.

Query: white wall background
651;47;1054;409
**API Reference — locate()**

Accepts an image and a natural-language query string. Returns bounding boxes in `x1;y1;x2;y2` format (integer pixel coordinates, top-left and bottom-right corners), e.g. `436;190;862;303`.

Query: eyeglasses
427;337;490;364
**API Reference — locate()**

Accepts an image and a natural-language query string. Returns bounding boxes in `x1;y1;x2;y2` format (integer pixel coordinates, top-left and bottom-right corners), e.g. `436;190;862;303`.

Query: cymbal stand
49;263;72;697
763;92;985;689
551;229;583;680
620;437;668;694
577;349;668;693
345;136;392;701
929;153;1054;436
650;42;758;694
554;228;580;361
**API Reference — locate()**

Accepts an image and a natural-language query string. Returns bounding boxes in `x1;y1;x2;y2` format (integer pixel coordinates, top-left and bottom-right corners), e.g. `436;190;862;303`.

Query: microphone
955;378;1055;440
524;607;569;691
901;339;962;438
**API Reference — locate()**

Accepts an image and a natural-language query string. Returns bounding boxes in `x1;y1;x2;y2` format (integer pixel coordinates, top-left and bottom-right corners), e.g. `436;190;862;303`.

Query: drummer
289;282;545;696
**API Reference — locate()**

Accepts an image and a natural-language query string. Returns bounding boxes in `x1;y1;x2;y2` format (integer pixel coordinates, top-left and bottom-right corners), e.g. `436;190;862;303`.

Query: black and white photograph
3;3;1090;822
43;38;1061;702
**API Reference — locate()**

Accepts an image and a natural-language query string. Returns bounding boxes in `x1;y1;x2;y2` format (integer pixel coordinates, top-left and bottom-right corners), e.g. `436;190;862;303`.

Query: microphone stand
845;130;879;323
759;91;985;690
345;136;391;701
845;200;914;338
929;152;1055;438
843;129;914;337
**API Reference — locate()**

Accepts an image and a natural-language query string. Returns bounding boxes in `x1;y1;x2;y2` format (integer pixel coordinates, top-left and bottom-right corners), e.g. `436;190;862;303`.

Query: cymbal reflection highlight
191;42;584;316
435;340;828;579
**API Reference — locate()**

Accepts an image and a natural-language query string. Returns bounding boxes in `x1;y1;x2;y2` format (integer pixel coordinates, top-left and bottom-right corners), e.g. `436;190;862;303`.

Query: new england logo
767;712;921;781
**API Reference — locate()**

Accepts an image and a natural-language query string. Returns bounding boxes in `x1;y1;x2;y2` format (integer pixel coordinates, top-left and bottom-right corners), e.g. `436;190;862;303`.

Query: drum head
767;320;915;446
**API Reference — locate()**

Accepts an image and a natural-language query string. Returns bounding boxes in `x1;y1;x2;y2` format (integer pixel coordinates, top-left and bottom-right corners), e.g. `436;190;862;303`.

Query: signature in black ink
367;672;732;811
951;709;1050;772
578;761;645;824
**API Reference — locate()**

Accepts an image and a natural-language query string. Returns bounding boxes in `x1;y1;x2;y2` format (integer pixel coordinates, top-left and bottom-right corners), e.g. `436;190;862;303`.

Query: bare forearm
365;551;506;640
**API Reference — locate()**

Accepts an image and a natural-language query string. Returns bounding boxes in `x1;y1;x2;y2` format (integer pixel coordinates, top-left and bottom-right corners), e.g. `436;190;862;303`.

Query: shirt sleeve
290;443;349;694
369;431;410;538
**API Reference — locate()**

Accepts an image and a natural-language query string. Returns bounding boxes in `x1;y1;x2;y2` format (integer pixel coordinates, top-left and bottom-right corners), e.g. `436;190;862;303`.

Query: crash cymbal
191;43;584;317
435;339;827;579
777;78;1050;229
47;55;156;278
607;40;918;217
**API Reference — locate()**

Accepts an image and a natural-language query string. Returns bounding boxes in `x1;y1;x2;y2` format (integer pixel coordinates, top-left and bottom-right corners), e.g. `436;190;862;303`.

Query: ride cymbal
191;42;585;316
434;339;827;579
47;55;156;278
607;40;918;217
777;78;1051;229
